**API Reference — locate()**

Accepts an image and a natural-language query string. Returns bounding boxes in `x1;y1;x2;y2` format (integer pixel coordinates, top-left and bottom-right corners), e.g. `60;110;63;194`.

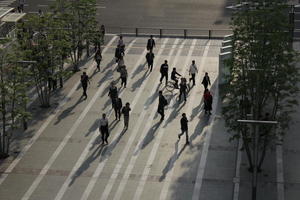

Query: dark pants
82;84;87;97
172;78;179;88
160;73;168;85
179;90;187;101
100;126;109;143
111;97;117;108
124;115;129;128
157;107;165;120
114;108;121;120
203;83;208;90
147;62;153;71
190;73;196;86
179;129;189;144
121;77;127;87
96;60;101;70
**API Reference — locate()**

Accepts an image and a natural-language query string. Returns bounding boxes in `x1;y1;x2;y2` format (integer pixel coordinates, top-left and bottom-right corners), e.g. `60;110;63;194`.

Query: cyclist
171;68;181;89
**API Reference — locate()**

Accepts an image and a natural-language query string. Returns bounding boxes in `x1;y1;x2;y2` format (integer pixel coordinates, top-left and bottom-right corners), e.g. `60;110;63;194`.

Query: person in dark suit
160;60;169;85
201;72;211;90
146;50;155;72
178;113;189;145
157;91;168;121
113;98;122;120
147;35;156;51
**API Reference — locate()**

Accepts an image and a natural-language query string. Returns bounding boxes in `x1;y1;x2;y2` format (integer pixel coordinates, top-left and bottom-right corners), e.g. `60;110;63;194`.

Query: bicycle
165;80;179;92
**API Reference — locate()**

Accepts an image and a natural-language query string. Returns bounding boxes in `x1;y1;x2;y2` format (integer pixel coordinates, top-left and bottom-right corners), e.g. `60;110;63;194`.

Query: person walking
81;72;90;99
160;60;169;85
203;89;213;115
147;35;156;51
113;97;122;120
178;113;189;145
108;82;118;108
19;0;25;12
189;60;198;86
120;65;128;88
201;72;211;90
171;68;181;89
118;35;125;54
146;50;155;72
157;91;168;121
95;49;102;71
99;113;109;145
179;78;188;101
122;102;131;129
100;25;105;44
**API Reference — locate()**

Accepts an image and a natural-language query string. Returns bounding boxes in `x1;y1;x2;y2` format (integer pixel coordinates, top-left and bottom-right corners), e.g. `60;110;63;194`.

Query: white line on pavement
99;38;178;200
82;38;170;200
20;37;127;200
191;49;218;199
132;38;191;200
158;39;205;200
0;36;117;187
53;38;147;200
113;38;181;200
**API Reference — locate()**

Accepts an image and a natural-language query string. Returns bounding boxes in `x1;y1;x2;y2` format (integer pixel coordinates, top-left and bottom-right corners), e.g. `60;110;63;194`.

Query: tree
222;1;300;171
0;42;30;158
17;13;71;107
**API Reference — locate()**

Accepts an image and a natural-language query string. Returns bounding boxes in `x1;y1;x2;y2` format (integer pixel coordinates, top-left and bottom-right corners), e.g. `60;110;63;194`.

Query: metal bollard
160;29;162;38
135;28;138;37
209;30;211;39
184;29;187;39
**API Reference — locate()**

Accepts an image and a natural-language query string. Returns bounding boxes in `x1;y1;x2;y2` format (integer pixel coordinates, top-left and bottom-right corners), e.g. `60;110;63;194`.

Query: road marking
99;38;176;200
191;44;218;199
114;38;181;200
132;38;191;200
52;38;144;200
81;38;170;200
0;36;117;186
158;39;205;200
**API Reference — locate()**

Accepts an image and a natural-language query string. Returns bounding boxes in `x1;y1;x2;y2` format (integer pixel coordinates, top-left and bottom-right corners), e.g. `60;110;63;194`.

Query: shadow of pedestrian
131;61;147;79
163;100;186;128
69;142;105;186
85;120;99;137
144;84;160;109
101;58;116;73
54;96;85;125
159;140;187;182
131;70;150;92
138;121;162;152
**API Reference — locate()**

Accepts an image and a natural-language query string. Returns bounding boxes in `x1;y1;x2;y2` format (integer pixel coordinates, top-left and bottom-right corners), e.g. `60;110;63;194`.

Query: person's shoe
178;134;181;139
186;141;190;145
105;140;108;144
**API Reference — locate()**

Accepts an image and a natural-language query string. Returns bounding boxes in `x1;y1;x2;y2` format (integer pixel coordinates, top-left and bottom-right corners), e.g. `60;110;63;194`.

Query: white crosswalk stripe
0;36;223;200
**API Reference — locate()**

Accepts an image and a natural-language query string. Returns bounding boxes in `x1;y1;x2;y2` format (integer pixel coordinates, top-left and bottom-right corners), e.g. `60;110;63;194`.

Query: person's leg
178;129;184;139
125;116;129;128
150;63;153;72
179;90;182;101
118;109;121;120
114;108;118;120
161;109;165;120
101;130;105;144
175;79;178;88
165;74;168;85
192;74;195;86
185;130;189;144
184;91;187;101
105;130;109;144
83;86;87;98
160;73;163;83
124;78;127;88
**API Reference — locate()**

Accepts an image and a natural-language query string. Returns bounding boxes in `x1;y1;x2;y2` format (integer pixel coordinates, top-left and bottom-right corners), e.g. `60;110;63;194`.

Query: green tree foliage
222;1;300;170
0;43;30;158
17;13;71;107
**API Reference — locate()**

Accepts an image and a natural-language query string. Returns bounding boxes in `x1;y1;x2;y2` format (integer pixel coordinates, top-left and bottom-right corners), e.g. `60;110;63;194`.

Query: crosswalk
0;36;221;200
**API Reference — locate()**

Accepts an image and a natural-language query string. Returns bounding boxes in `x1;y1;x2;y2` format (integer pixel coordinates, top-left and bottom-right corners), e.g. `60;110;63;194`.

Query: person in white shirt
99;113;109;144
189;60;198;86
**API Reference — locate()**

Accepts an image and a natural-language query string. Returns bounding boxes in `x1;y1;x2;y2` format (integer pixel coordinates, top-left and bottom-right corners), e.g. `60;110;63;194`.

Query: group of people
80;34;214;145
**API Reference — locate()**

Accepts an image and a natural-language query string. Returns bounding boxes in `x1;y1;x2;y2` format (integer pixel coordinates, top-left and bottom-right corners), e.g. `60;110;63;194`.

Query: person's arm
176;72;181;76
208;77;211;85
153;39;155;47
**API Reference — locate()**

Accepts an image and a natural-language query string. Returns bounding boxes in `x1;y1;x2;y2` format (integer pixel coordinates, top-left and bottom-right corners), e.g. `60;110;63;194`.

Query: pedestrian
115;46;122;63
95;49;102;71
189;60;198;86
147;35;156;51
99;113;109;144
120;65;128;88
201;72;211;90
178;113;189;145
160;60;169;85
179;78;188;101
81;72;90;99
113;97;122;120
122;102;131;129
100;25;105;44
203;89;213;115
117;56;125;71
146;50;155;72
157;91;168;121
118;35;125;54
171;67;181;89
19;0;25;13
108;81;118;108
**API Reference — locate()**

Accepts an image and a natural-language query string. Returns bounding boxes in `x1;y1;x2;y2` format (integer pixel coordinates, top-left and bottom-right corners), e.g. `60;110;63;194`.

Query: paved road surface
0;36;238;200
